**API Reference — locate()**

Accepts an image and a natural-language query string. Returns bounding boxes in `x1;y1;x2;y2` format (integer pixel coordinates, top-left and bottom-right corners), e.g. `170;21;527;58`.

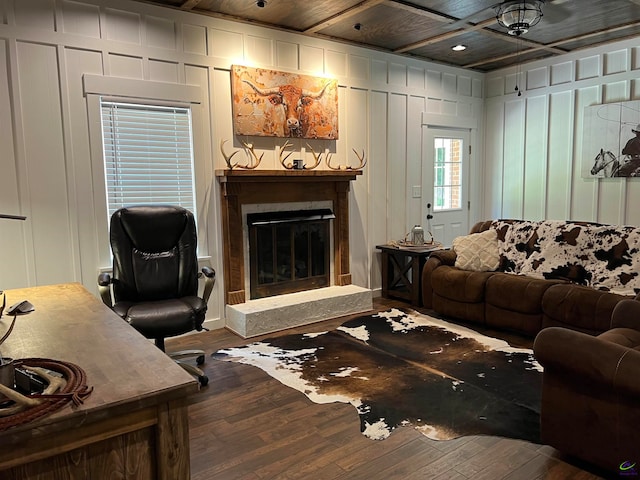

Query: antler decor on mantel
305;144;325;170
326;148;367;171
220;140;239;169
221;139;366;172
278;140;295;169
219;139;264;170
280;143;325;170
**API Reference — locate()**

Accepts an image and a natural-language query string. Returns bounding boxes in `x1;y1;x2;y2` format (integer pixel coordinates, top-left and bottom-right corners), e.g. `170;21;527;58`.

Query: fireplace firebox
248;209;334;299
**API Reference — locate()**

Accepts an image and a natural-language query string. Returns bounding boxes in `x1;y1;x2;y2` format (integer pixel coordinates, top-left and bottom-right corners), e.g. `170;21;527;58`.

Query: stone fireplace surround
216;169;372;337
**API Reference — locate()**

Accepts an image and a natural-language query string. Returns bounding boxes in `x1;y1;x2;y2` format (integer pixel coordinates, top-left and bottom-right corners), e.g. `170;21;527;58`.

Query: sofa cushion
452;229;500;272
484;274;567;337
431;265;495;303
485;273;565;314
598;328;640;350
432;294;486;325
485;305;542;337
542;284;628;335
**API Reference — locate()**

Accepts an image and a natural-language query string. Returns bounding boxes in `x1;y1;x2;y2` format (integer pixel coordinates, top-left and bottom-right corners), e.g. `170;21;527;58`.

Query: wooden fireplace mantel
216;169;362;305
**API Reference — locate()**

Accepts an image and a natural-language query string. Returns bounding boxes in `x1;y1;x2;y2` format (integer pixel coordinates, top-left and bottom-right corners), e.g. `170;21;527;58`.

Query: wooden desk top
0;283;198;444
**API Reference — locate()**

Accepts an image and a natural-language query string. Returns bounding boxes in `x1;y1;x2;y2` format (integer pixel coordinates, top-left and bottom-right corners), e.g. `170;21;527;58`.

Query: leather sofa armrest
534;327;640;397
611;298;640;330
428;249;457;265
421;249;456;308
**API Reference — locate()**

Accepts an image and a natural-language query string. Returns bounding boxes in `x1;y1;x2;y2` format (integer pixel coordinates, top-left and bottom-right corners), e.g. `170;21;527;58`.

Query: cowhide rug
212;308;542;443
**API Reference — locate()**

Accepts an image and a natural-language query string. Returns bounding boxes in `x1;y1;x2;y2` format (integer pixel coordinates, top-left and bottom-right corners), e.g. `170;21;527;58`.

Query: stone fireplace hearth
216;169;372;337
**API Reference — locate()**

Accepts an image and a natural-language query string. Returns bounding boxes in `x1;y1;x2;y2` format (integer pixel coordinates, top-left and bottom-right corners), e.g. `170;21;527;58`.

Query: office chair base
176;360;208;387
170;349;205;365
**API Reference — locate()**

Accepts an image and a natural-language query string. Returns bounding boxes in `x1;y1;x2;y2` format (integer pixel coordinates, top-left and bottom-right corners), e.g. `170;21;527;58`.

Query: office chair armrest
97;272;113;307
200;266;216;303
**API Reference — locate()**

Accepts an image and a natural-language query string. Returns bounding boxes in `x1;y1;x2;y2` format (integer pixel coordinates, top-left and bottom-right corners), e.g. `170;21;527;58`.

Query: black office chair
98;205;215;387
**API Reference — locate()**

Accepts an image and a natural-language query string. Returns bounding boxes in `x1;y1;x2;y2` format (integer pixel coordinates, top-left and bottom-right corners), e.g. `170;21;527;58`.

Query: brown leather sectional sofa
421;220;632;337
421;219;640;473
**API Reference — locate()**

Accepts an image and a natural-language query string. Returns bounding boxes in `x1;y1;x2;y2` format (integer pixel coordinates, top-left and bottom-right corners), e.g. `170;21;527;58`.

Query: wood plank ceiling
132;0;640;72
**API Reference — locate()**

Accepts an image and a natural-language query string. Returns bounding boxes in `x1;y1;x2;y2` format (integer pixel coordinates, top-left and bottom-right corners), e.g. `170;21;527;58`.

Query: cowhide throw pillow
453;229;500;272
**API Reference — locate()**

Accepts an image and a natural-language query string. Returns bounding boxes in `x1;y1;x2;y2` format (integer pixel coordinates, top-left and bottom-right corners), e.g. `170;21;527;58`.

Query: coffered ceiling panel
317;4;448;50
131;0;640;72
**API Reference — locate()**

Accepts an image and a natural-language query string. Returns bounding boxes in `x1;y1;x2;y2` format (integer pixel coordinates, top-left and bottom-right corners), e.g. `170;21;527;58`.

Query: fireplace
247;209;334;299
216;170;361;305
216;169;372;337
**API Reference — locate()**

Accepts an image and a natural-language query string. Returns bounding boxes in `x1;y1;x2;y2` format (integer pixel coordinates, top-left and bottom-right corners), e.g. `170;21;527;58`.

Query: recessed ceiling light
452;44;467;51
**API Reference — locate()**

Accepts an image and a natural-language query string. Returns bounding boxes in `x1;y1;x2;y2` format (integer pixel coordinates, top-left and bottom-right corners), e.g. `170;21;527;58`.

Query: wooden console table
0;283;198;479
376;244;444;307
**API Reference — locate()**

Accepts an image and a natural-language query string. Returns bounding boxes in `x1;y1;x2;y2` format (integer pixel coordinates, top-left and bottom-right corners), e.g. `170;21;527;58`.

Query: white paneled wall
485;36;640;226
0;0;482;327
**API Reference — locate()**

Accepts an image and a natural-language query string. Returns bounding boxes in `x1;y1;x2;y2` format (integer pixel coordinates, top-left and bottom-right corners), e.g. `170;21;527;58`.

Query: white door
422;127;470;247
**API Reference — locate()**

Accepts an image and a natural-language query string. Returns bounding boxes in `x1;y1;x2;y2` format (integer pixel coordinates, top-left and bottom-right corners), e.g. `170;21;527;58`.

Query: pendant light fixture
496;0;543;36
495;1;544;96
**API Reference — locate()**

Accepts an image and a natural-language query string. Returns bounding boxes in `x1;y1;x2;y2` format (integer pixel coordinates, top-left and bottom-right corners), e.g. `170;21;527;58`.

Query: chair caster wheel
196;355;205;365
198;375;209;387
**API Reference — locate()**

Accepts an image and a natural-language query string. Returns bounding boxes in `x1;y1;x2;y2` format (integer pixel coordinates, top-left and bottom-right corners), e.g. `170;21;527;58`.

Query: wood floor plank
170;298;607;480
454;438;539;477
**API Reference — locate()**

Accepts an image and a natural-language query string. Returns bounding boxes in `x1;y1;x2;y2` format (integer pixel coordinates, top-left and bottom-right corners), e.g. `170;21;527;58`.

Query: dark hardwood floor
168;298;607;480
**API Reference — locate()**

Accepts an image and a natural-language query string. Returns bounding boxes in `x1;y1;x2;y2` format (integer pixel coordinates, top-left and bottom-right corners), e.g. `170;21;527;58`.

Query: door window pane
433;137;462;211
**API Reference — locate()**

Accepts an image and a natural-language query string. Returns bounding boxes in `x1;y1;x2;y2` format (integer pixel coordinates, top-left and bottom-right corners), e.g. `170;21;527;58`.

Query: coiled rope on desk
0;358;93;431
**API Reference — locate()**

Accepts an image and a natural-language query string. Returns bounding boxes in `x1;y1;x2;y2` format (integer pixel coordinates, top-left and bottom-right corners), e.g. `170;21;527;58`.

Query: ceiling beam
463;48;541;69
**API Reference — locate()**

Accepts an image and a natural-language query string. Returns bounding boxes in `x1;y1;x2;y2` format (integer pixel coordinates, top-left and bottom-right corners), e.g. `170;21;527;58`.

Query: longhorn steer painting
231;65;338;139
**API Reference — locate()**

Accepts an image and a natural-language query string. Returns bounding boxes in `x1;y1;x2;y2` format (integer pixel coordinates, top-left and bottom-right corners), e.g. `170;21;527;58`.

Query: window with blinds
100;101;196;219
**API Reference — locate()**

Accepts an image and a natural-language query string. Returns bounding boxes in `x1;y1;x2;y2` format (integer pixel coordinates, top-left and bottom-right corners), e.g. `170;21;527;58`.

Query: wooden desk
0;283;198;479
376;244;444;307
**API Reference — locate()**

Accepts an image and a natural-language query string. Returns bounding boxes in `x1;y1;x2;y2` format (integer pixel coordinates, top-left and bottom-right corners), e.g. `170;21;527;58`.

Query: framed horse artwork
582;100;640;178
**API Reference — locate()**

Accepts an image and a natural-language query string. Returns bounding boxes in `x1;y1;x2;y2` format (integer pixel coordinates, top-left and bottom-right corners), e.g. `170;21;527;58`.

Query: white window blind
100;101;196;218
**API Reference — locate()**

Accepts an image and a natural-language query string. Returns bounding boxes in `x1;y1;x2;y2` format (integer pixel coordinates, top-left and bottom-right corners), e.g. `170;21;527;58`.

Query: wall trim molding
421;112;478;130
83;74;202;104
